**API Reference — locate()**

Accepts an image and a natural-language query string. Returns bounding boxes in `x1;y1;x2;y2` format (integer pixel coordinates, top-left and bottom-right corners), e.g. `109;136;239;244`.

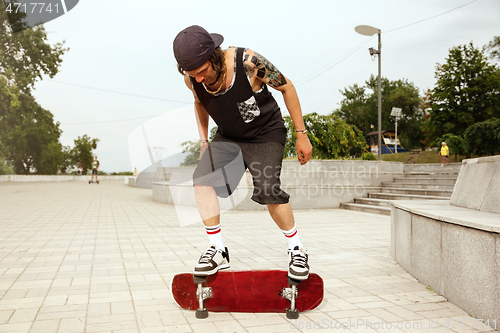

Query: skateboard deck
171;270;323;314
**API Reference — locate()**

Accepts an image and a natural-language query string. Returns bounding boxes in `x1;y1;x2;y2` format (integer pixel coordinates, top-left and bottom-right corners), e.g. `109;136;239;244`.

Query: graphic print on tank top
236;95;261;123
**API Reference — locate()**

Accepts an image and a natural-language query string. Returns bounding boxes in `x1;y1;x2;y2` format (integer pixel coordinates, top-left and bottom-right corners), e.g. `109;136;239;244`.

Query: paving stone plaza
0;181;496;333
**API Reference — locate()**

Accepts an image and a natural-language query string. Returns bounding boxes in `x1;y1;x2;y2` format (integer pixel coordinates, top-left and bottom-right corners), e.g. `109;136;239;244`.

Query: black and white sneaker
193;246;230;276
288;246;309;280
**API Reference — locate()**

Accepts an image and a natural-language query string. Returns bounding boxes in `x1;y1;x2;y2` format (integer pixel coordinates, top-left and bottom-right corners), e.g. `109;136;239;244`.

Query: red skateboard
171;270;323;319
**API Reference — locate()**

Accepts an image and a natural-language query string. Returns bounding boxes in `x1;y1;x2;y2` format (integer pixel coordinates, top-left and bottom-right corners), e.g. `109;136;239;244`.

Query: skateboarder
91;156;100;183
173;25;313;280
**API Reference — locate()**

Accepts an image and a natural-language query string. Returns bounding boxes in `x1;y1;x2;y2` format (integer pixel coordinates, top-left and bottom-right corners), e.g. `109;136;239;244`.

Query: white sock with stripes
205;224;225;250
283;225;303;250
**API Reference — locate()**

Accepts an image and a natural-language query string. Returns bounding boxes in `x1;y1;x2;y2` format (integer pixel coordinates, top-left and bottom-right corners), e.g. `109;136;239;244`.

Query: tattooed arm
244;49;312;165
244;49;288;88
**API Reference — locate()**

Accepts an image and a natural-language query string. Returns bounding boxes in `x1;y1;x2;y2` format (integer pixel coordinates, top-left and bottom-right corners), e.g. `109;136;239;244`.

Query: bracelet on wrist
200;140;209;145
296;129;307;134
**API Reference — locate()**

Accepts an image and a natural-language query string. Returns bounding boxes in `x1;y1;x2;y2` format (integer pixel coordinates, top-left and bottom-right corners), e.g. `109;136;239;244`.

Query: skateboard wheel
288;277;301;285
195;308;208;319
286;308;299;319
193;275;207;284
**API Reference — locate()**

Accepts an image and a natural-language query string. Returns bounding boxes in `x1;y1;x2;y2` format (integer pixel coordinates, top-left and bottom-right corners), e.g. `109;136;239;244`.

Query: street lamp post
391;107;402;154
355;25;382;161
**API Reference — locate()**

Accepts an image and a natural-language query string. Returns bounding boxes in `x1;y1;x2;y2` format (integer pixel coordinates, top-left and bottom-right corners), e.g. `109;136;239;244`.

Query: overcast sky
29;0;500;173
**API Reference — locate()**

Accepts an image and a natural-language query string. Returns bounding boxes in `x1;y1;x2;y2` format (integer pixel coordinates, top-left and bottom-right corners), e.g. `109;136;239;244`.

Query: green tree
335;75;423;149
35;141;64;174
428;43;500;139
180;140;201;166
335;83;368;134
59;145;74;174
71;135;99;175
1;4;68;93
180;127;218;166
463;118;500;157
284;113;367;159
110;171;133;176
0;153;14;174
1;3;69;174
1;93;63;174
0;73;20;160
486;36;500;61
420;89;434;149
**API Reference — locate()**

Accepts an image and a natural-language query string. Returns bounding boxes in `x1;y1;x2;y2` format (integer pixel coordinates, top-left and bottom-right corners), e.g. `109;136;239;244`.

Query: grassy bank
381;152;414;163
382;151;472;164
287;152;494;164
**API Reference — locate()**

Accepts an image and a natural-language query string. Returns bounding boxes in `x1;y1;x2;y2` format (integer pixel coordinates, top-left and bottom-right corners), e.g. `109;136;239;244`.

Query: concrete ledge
391;199;499;329
153;180;381;211
282;159;404;174
451;155;500;214
125;177;137;186
393;200;500;233
0;175;129;182
150;160;403;210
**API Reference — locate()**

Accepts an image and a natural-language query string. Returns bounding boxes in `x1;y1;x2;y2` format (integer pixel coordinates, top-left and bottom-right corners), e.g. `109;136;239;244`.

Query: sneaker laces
199;247;217;264
291;249;308;268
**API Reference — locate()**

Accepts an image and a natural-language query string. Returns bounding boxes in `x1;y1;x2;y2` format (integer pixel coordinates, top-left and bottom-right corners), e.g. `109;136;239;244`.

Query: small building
368;130;409;154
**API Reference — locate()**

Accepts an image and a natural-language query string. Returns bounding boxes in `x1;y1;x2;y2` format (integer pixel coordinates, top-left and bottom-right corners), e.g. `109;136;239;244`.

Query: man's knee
252;183;290;205
194;184;213;192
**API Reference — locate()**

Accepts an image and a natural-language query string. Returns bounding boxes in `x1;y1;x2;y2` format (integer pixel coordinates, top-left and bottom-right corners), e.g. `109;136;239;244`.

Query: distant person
133;167;137;177
440;142;449;167
77;166;82;176
91;156;100;182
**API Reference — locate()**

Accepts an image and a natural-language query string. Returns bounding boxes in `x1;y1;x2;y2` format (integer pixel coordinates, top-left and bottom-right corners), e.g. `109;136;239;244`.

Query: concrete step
369;192;451;201
380;187;452;197
381;183;455;191
392;178;456;185
401;172;459;179
404;163;462;173
354;197;392;207
339;203;391;216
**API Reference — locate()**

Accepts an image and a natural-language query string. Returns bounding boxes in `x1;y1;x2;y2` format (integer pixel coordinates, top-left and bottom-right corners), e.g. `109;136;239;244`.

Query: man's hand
296;134;312;165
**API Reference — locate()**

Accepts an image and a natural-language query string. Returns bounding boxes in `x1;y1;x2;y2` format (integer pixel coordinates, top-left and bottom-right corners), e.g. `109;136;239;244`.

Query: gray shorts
193;138;290;205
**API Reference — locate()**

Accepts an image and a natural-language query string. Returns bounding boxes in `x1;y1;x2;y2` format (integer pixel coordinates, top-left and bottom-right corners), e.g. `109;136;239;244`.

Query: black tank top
191;47;286;145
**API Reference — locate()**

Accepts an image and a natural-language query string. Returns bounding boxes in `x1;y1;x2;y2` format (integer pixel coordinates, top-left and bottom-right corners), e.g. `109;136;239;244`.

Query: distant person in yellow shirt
440;142;449;167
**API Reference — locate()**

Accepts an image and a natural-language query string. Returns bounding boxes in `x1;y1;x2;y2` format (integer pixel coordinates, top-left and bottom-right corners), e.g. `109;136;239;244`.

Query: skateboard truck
193;275;212;319
282;277;300;319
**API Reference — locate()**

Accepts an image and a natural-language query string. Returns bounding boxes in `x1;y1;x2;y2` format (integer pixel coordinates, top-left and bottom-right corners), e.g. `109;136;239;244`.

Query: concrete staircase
340;163;462;215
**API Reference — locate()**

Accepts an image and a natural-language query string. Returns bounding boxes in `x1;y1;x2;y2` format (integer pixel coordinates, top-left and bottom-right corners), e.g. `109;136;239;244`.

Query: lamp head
369;47;380;56
355;25;380;36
